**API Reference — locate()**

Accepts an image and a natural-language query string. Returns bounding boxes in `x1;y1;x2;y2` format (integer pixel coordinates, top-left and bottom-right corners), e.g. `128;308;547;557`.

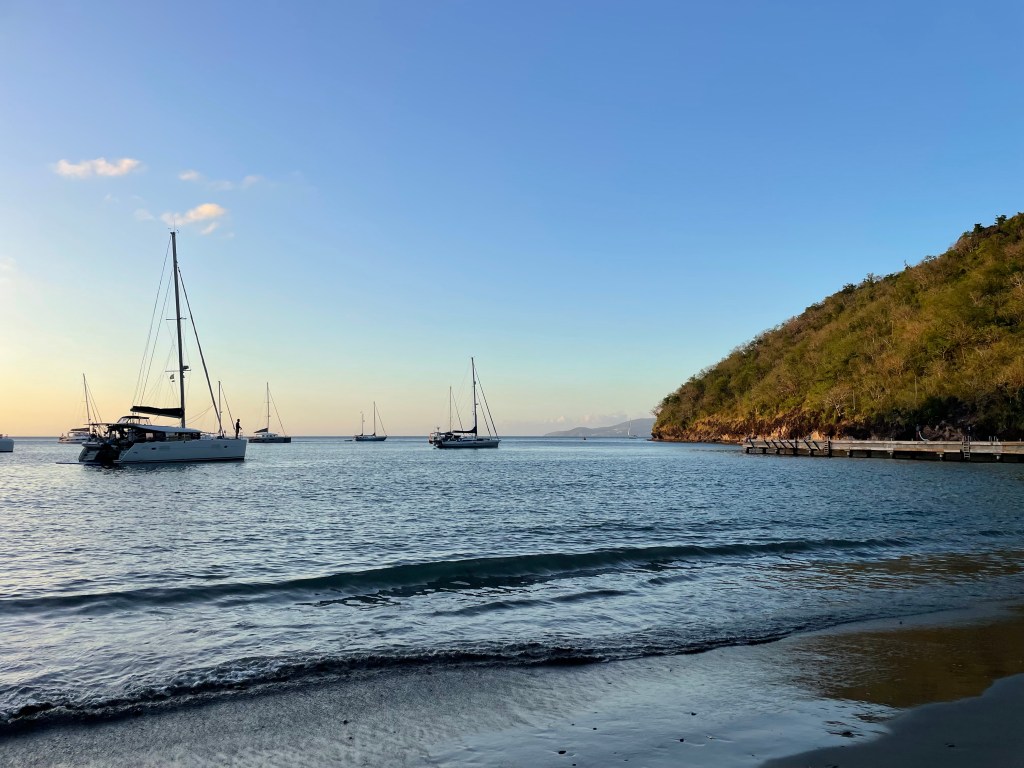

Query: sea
1;436;1023;732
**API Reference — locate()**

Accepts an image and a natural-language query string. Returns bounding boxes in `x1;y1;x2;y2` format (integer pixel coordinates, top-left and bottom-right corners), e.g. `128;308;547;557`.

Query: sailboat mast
266;382;271;431
82;373;91;426
170;231;187;428
218;381;223;436
372;401;376;435
471;357;478;435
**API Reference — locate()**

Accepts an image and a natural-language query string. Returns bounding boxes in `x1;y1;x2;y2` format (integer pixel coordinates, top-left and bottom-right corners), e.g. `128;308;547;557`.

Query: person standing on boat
234;419;242;439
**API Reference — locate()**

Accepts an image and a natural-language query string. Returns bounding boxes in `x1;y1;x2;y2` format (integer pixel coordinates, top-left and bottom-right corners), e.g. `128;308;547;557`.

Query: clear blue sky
2;0;1022;434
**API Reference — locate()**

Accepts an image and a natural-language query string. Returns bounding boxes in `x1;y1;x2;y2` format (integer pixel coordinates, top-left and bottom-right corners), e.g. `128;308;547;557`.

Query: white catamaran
249;383;291;443
78;232;247;465
354;402;387;442
429;358;500;449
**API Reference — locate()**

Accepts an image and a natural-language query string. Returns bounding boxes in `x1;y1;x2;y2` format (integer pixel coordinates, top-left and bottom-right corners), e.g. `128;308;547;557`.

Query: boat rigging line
132;239;172;408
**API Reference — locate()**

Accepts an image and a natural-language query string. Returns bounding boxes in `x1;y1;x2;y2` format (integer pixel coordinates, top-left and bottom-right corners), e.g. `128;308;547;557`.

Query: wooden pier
742;437;1024;462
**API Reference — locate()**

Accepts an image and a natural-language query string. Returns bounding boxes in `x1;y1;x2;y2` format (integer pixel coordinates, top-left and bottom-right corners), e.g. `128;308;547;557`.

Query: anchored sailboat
354;402;387;442
249;383;291;443
59;374;103;444
78;232;247;465
430;358;500;449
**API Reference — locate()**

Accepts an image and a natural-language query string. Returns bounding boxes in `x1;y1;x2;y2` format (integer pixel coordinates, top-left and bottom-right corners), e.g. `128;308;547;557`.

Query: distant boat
354;402;387;442
0;434;12;452
249;383;292;444
430;358;500;449
626;419;641;439
59;374;103;444
78;232;247;465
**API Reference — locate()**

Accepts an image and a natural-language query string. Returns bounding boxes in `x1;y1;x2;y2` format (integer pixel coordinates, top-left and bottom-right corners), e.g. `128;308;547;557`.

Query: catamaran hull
0;438;13;453
434;438;500;449
249;436;291;443
79;438;246;464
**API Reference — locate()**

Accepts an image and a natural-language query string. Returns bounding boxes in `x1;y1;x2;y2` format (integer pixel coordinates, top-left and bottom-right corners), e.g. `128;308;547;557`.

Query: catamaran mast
471;357;478;435
171;231;187;428
372;401;377;435
266;382;271;432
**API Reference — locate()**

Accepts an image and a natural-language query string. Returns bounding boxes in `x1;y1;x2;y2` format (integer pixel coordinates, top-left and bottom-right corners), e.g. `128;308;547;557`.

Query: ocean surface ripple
1;437;1022;730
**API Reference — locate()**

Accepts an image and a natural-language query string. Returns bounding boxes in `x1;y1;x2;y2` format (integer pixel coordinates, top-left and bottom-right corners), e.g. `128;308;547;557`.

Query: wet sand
2;602;1023;767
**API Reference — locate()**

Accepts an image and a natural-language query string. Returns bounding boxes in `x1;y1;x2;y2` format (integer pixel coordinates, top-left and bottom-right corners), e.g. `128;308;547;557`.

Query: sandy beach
1;600;1022;767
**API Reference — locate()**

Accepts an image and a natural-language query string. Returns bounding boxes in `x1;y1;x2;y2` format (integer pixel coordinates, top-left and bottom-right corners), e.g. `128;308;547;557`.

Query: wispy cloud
134;208;155;221
0;257;17;298
179;169;265;190
160;203;228;234
53;157;142;178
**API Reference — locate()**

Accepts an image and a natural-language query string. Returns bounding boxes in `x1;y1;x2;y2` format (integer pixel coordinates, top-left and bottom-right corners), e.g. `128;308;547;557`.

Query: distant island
654;213;1024;442
546;418;655;438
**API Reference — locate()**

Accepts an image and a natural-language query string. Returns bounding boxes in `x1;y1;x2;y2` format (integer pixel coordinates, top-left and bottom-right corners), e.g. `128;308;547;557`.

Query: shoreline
2;601;1023;766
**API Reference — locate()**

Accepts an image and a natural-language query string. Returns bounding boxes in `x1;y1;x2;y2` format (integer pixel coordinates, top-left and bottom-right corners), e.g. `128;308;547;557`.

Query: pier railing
742;437;1024;462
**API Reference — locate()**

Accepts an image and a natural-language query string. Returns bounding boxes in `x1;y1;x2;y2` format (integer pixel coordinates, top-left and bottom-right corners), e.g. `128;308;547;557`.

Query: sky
2;0;1023;436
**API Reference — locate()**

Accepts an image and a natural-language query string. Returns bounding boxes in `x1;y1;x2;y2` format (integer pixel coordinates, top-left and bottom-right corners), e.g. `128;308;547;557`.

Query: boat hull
79;437;246;464
354;435;387;442
0;438;13;453
249;436;292;443
434;438;500;449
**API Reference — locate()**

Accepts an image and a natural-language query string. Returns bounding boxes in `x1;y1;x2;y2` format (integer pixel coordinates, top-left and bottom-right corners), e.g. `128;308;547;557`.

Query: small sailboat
249;383;291;444
354;402;387;442
59;374;103;444
430;358;500;449
78;232;247;465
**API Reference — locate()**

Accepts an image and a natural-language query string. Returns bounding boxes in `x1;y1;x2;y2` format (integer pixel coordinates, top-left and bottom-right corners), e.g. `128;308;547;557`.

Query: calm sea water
1;437;1023;730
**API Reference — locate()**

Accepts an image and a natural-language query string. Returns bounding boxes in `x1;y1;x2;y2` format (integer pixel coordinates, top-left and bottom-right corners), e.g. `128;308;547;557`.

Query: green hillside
653;213;1024;442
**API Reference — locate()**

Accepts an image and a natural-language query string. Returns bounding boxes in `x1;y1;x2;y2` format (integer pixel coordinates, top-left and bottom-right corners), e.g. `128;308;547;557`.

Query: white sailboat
430;358;500;449
354;402;387;442
78;232;247;465
249;383;291;443
59;374;103;444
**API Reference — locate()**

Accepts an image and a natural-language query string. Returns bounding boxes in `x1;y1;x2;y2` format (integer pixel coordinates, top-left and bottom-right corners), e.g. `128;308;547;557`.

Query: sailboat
626;419;641;439
430;358;500;449
78;232;247;465
249;383;292;443
354;402;387;442
59;374;103;444
0;435;12;453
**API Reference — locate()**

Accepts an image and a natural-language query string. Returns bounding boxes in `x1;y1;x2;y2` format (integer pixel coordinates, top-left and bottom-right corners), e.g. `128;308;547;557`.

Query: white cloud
134;208;155;221
160;202;228;228
178;169;265;190
200;222;220;236
53;157;142;178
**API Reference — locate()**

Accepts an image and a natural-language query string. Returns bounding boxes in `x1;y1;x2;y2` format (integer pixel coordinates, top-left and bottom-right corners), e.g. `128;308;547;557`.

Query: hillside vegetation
653;213;1024;442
